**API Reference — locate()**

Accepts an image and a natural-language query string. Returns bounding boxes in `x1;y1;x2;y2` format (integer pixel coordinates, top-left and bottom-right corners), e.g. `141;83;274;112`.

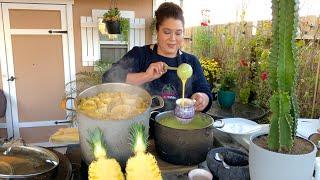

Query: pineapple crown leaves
87;128;108;159
128;123;148;154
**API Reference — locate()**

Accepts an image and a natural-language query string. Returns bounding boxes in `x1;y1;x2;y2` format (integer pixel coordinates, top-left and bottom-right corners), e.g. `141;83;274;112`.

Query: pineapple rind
89;157;124;180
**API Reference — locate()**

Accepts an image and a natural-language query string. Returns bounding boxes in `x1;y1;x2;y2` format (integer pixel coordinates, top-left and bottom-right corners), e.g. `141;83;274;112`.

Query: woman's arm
126;62;167;85
102;47;143;83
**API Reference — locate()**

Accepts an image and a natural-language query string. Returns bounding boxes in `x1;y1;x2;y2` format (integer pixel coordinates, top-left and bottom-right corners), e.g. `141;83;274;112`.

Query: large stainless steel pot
0;145;59;179
153;111;224;165
74;83;163;166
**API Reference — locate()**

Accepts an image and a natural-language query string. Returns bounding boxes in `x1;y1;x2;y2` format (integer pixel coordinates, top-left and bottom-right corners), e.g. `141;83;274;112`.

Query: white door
0;3;75;143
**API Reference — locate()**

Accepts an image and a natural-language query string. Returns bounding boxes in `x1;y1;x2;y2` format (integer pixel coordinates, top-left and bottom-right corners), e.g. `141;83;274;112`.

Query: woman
103;2;212;112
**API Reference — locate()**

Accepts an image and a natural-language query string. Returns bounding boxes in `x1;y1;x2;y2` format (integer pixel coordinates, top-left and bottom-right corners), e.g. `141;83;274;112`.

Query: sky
156;0;320;27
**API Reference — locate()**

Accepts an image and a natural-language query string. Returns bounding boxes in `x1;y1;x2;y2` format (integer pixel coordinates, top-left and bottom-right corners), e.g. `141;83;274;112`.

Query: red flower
239;59;248;67
201;22;208;26
261;71;268;81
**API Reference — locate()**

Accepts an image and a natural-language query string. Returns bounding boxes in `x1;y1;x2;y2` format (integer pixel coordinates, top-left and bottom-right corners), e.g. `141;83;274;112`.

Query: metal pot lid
0;145;59;178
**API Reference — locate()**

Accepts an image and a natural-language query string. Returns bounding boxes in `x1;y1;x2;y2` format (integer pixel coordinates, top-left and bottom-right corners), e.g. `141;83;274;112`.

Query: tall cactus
267;0;299;152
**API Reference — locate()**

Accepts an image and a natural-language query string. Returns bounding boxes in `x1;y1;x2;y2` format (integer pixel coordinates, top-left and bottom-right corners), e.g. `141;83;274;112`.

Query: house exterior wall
0;0;153;89
73;0;153;72
0;0;153;141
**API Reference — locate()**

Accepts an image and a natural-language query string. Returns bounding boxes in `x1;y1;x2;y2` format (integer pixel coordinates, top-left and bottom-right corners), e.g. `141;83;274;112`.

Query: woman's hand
145;62;167;81
191;92;209;111
126;62;167;85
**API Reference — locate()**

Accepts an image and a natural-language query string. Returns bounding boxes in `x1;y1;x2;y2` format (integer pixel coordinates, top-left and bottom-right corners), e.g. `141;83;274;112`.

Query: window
92;10;134;63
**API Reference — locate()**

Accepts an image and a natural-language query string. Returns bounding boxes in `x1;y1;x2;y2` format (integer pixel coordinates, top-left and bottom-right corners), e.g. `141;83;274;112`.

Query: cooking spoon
164;64;178;70
214;152;230;169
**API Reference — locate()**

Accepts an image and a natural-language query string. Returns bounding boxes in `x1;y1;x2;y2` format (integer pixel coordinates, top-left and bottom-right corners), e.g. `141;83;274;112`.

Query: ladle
164;63;193;79
164;64;178;70
176;63;193;80
214;152;230;169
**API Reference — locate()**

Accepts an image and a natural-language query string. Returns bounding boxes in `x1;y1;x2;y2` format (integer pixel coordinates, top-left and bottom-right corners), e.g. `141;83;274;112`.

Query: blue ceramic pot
217;90;236;109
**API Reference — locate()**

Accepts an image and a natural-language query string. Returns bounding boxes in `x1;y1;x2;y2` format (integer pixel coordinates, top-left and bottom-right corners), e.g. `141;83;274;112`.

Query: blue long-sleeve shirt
102;44;213;112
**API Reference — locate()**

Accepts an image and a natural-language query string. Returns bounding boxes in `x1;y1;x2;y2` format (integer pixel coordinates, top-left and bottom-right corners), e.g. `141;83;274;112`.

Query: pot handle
60;97;76;112
213;119;225;128
151;95;164;111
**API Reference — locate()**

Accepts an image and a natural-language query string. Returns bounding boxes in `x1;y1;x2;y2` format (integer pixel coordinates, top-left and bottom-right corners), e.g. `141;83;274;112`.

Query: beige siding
20;125;67;143
0;1;153;142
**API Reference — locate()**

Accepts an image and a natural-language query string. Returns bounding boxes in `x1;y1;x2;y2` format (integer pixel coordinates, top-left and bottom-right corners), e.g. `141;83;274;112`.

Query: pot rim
250;132;317;156
153;111;215;131
0;145;59;178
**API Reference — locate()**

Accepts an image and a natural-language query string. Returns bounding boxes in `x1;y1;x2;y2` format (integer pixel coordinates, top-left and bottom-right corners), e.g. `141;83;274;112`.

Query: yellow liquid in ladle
177;63;193;105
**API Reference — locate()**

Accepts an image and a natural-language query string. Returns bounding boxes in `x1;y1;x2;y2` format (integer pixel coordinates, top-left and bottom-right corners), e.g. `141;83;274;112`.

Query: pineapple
87;128;124;180
126;123;162;180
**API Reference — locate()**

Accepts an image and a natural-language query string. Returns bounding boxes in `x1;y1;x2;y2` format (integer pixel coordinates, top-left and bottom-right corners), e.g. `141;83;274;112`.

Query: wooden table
63;133;247;180
148;140;197;173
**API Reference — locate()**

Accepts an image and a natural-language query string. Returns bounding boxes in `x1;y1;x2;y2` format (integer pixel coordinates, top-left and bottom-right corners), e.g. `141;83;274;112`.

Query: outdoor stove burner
48;148;73;180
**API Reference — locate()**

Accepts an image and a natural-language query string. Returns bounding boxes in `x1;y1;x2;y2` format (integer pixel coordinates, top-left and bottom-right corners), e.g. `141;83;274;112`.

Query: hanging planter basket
104;20;121;34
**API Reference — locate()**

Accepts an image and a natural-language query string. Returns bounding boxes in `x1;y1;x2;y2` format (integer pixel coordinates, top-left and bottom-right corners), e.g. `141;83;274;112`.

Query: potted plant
249;0;317;180
103;7;121;34
217;71;236;109
102;7;130;41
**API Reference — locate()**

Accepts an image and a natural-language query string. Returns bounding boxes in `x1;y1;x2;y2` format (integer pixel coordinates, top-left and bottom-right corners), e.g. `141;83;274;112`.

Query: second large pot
154;111;223;165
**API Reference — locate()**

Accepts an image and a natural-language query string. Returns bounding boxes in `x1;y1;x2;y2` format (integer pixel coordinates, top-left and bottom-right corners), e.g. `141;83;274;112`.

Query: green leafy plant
219;71;237;91
102;5;130;41
119;18;130;41
267;0;299;152
192;27;216;58
239;86;251;104
103;8;120;22
150;18;156;35
65;58;113;97
199;57;222;93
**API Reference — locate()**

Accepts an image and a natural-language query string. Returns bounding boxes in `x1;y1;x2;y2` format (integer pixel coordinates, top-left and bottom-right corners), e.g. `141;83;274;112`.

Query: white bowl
217;118;269;149
188;168;213;180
